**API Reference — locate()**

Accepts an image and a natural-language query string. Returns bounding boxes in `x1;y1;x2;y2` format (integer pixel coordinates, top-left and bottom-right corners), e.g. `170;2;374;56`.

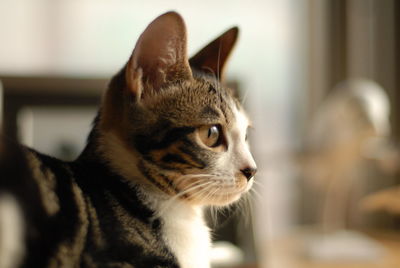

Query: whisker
241;88;251;106
199;183;220;203
242;192;254;227
202;187;223;227
174;173;214;184
249;186;263;202
217;40;222;83
208;205;219;227
209;195;239;228
157;181;215;216
252;179;266;189
176;181;214;199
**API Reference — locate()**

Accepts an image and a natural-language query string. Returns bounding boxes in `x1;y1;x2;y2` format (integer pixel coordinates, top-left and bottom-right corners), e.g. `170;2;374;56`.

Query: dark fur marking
161;153;190;165
73;159;154;225
208;84;217;93
138;161;183;197
24;150;85;267
71;158;179;266
200;106;220;119
152;219;161;230
159;173;181;195
138;161;173;194
178;139;206;169
0;142;55;267
135;126;195;155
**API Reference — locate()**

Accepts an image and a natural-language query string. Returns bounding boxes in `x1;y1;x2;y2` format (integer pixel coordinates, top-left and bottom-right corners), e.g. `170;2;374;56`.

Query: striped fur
0;12;256;268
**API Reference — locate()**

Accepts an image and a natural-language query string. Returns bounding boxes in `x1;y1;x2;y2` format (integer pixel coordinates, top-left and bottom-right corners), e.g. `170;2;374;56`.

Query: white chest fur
160;203;211;268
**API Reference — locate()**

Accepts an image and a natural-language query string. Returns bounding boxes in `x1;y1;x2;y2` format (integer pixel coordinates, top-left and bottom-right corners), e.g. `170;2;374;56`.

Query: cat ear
125;12;192;100
189;27;238;81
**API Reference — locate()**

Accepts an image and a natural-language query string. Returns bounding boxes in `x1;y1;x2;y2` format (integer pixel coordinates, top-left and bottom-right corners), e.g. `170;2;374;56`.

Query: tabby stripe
178;140;206;169
146;151;196;171
138;160;189;198
153;171;189;200
134;127;195;154
84;197;105;248
159;173;180;195
104;190;154;246
159;127;196;150
200;105;220;119
27;151;86;267
72;160;169;264
176;149;205;169
143;144;205;170
138;161;177;195
161;153;189;165
161;153;191;166
73;160;155;218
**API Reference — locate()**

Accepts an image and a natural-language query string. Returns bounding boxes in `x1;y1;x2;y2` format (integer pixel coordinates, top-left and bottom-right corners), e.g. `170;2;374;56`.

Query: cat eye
198;125;223;148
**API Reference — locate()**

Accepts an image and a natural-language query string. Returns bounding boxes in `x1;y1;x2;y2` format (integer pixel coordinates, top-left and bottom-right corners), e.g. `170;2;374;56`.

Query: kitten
0;11;256;268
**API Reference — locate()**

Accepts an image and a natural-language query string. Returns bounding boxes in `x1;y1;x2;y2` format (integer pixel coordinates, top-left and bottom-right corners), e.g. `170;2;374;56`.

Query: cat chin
212;194;243;206
210;181;254;206
208;193;245;207
184;190;246;207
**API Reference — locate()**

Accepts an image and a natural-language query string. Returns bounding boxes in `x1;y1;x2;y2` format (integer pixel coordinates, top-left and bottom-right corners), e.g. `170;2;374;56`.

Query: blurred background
1;0;400;267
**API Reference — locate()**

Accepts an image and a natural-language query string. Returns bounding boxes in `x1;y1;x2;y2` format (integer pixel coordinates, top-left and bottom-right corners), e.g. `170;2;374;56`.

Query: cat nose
241;167;257;181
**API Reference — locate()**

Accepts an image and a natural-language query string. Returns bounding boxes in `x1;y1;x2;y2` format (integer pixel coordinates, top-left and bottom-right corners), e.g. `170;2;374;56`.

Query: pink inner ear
126;12;192;96
189;27;238;81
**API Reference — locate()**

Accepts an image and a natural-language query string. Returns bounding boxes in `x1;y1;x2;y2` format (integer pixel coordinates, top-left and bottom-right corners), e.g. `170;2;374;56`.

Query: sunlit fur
0;12;257;268
98;75;256;207
95;72;257;268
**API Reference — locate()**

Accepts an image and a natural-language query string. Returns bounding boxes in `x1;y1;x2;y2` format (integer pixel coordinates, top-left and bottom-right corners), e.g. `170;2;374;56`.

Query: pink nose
241;167;257;181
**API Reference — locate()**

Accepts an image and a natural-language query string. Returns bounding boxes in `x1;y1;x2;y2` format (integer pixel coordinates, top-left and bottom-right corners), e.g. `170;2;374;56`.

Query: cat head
98;12;256;206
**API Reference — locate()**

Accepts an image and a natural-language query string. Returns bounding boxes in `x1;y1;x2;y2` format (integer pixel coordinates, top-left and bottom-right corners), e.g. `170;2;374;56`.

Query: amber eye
198;125;222;148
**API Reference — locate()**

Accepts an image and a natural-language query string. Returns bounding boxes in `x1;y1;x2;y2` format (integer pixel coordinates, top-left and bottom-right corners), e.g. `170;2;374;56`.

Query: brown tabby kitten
0;12;257;268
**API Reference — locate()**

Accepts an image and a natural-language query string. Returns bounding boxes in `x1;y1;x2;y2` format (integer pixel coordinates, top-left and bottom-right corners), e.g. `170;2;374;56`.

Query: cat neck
78;126;205;211
142;188;211;268
77;119;211;268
